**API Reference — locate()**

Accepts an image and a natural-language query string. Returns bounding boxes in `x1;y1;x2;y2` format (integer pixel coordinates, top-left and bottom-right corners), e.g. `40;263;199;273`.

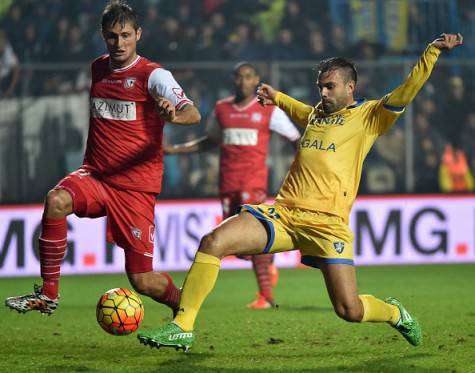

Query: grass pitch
1;264;474;373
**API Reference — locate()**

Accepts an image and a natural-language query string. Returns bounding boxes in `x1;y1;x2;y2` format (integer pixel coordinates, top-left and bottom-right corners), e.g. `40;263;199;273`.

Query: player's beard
322;95;347;114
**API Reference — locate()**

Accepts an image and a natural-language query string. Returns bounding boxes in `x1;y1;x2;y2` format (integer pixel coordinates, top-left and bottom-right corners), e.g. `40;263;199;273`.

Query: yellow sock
359;294;401;325
174;252;221;331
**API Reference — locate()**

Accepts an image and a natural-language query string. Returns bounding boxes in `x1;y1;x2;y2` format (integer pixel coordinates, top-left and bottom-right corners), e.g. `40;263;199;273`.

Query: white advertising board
0;195;474;277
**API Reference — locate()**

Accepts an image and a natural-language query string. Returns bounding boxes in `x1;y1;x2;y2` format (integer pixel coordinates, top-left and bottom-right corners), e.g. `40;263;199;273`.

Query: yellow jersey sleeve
366;44;441;135
274;91;314;128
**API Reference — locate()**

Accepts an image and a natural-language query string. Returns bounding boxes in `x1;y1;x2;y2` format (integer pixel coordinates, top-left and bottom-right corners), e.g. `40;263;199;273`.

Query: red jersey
84;55;192;194
210;96;300;195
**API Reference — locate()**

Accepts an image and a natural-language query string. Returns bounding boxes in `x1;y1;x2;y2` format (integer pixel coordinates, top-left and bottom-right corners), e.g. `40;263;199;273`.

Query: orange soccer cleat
247;292;275;309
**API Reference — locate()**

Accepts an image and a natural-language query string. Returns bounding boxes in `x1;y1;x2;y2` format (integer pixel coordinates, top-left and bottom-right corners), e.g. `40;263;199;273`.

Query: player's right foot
269;264;279;288
5;284;58;315
138;322;194;351
247;292;275;309
385;297;422;346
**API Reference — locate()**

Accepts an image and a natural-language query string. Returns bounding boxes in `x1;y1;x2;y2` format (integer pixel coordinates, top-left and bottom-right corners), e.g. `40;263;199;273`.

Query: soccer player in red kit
5;1;201;316
165;63;300;308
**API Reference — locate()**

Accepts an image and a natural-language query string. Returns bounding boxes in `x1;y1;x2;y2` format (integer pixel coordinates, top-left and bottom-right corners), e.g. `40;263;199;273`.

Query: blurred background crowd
0;0;474;203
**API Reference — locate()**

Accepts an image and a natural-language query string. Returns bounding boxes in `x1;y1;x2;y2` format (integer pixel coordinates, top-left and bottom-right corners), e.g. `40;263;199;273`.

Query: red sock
39;216;67;299
252;254;273;301
158;272;181;313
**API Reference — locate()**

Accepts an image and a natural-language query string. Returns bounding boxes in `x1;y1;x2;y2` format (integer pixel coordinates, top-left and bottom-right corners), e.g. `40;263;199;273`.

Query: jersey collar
347;98;366;108
232;96;258;112
314;98;367;115
109;55;141;72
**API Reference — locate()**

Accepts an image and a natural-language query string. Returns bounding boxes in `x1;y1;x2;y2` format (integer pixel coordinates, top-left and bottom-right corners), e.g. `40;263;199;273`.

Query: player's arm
164;111;220;155
384;33;463;109
164;135;217;155
156;100;202;125
148;67;201;125
257;83;313;128
369;33;463;134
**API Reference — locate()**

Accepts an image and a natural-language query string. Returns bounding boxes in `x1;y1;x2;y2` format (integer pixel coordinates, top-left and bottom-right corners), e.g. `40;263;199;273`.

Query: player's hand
155;97;176;121
163;143;176;155
431;33;463;50
257;83;277;106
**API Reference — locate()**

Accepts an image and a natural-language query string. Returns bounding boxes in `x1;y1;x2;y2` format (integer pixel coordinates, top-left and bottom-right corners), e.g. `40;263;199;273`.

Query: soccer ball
96;288;144;336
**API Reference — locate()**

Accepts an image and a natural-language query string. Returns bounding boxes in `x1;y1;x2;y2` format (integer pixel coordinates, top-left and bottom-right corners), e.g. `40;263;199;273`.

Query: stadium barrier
0;194;474;277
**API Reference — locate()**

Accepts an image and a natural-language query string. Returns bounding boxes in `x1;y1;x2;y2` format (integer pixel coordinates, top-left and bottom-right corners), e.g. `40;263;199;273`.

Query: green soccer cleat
385;297;422;346
138;322;194;352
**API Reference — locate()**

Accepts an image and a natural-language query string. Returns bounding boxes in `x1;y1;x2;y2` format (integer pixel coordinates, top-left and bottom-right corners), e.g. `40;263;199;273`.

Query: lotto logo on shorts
333;242;345;254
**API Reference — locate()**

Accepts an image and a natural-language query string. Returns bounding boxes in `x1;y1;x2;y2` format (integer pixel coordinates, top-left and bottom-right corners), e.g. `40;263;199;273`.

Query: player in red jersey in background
5;0;201;316
165;62;300;308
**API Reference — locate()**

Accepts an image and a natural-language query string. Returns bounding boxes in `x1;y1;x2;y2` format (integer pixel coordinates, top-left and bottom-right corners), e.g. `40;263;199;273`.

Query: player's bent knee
45;189;73;217
199;231;228;258
334;303;363;323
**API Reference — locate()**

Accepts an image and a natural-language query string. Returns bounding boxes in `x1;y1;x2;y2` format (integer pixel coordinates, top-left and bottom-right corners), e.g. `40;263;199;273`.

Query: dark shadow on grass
143;351;448;373
143;351;212;373
276;305;332;313
45;364;100;372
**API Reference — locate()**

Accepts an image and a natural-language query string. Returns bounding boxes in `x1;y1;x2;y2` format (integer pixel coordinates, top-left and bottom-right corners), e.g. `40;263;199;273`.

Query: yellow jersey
274;45;441;223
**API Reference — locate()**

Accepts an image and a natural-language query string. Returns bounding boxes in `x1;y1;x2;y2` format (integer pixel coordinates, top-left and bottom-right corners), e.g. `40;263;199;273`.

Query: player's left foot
385;297;422;346
247;292;275;309
138;322;194;352
5;284;59;315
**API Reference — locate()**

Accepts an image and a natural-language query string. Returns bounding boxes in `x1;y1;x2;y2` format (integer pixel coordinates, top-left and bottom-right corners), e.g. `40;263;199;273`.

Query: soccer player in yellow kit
138;33;463;351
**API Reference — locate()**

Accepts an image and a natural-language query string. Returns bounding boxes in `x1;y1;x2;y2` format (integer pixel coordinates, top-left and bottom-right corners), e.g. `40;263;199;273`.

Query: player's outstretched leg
321;264;422;347
5;284;59;315
385;297;422;346
137;251;220;351
138;211;269;351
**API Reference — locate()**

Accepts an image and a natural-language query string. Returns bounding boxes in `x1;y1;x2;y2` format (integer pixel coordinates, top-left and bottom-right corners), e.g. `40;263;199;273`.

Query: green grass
1;264;475;373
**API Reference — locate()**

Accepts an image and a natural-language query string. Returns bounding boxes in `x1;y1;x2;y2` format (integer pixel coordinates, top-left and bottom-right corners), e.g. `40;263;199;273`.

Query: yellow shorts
241;203;354;268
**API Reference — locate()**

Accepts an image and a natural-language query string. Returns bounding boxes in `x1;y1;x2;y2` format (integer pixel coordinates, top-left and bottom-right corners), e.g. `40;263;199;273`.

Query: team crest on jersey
333;241;345;254
124;77;136;89
251;112;262;123
131;227;142;240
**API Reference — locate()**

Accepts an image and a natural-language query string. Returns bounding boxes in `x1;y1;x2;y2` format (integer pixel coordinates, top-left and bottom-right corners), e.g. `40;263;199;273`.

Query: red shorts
220;189;267;219
55;169;156;273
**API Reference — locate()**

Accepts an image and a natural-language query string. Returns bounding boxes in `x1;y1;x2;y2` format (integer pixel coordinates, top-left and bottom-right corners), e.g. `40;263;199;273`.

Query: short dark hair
101;0;139;31
233;62;259;77
316;57;357;84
